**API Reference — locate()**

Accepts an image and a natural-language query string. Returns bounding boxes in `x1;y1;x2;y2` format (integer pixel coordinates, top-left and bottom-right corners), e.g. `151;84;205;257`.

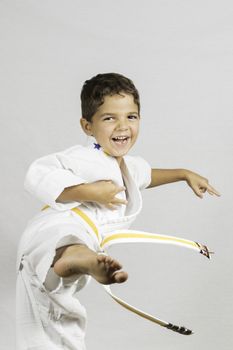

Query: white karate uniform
16;143;151;350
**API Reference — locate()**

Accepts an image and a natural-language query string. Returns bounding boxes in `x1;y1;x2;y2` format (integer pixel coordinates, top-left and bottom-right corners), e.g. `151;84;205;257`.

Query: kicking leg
53;244;128;285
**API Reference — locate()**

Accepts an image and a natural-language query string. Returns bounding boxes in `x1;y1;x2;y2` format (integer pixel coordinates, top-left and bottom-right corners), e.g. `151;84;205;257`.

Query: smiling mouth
111;136;130;145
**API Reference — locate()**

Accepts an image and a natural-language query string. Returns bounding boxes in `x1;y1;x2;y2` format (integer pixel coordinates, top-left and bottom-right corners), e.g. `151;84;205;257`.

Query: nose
116;117;129;131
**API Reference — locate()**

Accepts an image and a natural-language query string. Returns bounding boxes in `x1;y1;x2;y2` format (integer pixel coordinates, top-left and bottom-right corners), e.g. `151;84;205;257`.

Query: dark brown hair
81;73;140;121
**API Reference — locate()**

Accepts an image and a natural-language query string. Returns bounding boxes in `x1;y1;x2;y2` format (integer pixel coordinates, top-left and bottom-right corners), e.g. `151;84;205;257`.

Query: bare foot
94;254;128;284
53;244;128;285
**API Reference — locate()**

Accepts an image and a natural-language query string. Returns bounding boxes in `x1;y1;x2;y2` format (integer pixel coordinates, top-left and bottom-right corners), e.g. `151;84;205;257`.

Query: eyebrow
100;112;139;117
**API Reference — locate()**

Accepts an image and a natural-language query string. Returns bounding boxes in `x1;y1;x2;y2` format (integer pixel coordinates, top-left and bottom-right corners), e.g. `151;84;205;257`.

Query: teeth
113;136;128;140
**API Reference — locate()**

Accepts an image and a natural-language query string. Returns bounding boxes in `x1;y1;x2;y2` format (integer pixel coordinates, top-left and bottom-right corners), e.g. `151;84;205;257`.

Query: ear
80;118;93;136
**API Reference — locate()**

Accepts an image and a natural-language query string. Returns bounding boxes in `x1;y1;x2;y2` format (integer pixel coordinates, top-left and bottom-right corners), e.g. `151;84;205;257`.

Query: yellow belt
43;205;212;335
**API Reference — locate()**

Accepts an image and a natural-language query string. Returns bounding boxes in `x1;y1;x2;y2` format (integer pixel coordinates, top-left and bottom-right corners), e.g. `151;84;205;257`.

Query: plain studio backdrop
0;1;232;349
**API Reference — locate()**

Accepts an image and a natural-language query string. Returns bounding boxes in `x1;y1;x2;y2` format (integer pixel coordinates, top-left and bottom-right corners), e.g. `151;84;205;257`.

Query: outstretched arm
148;169;220;198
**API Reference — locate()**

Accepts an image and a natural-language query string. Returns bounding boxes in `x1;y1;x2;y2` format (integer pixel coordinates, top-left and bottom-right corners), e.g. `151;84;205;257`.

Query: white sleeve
24;152;87;210
125;156;152;190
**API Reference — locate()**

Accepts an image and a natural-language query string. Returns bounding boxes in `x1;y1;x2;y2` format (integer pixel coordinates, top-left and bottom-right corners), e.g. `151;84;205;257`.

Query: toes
97;254;108;263
103;256;113;272
96;254;127;285
110;260;122;271
97;255;122;270
106;256;113;265
112;271;128;284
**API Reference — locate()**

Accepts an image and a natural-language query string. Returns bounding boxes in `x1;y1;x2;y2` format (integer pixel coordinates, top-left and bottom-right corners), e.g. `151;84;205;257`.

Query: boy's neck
116;157;123;166
92;142;123;166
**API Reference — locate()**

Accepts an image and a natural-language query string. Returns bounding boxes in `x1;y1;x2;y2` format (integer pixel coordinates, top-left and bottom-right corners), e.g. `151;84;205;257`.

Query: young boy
17;73;220;350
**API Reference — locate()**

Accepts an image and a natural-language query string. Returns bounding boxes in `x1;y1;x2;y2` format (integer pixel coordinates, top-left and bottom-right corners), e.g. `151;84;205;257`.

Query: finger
111;197;128;205
206;184;221;196
105;203;117;210
115;186;126;194
199;187;207;193
192;186;203;198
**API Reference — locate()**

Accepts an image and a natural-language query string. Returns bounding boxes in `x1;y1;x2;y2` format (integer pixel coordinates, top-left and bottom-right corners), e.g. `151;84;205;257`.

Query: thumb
194;187;203;198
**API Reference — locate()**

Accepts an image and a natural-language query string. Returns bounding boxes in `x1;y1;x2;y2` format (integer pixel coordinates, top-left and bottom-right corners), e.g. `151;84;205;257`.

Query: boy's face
81;93;140;163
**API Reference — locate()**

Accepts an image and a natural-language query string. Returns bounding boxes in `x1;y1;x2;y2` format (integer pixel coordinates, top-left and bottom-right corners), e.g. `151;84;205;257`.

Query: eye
128;115;139;120
103;116;114;121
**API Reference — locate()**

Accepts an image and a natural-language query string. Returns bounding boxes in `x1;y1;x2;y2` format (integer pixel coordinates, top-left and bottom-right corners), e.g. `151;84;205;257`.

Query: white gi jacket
16;143;151;350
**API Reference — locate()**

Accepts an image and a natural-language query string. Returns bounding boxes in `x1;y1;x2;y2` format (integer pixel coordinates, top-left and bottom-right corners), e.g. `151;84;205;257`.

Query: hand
184;170;221;199
89;180;128;209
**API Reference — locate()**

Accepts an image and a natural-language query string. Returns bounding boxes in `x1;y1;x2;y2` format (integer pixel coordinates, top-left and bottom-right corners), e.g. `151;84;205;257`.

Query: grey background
0;0;232;349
